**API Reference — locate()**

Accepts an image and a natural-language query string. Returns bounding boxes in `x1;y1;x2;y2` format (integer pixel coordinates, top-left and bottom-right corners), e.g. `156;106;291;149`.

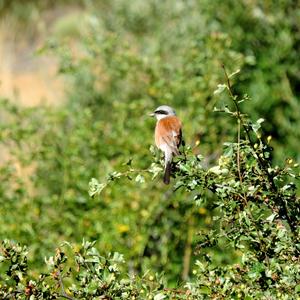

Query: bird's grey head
151;105;176;120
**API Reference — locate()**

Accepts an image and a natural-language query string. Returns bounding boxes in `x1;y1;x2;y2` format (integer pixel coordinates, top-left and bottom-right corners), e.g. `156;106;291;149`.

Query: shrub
89;70;300;299
1;73;299;298
1;1;300;298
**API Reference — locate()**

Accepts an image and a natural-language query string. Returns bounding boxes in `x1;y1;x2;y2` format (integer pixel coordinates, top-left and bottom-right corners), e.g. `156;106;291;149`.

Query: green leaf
154;293;166;300
135;174;145;183
213;84;227;95
252;118;265;133
148;163;163;179
111;252;125;264
228;68;241;78
208;166;222;175
88;178;106;197
266;213;277;222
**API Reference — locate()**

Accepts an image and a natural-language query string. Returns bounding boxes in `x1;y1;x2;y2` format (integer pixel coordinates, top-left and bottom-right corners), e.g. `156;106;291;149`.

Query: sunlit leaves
213;84;227;95
251;118;265;134
88;178;106;197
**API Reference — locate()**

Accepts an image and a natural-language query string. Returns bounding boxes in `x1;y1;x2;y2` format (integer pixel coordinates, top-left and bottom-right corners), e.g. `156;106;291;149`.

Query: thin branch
57;270;76;300
237;119;243;184
222;65;275;189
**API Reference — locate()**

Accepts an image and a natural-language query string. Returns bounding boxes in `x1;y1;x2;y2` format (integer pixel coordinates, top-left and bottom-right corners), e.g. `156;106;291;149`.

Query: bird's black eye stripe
155;110;168;115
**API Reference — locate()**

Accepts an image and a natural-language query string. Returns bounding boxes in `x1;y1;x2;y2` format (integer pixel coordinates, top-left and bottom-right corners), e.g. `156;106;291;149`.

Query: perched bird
150;105;182;184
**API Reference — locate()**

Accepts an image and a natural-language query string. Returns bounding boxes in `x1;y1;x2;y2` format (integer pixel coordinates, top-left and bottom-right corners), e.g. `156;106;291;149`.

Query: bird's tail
163;161;171;185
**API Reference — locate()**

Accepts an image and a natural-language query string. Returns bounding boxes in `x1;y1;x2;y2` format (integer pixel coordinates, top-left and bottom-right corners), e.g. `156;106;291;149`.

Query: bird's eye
155;110;168;115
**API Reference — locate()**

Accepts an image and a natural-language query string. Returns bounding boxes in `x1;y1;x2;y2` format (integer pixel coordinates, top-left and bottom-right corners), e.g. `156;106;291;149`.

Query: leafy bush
90;71;300;299
1;71;299;298
1;0;300;298
0;239;172;299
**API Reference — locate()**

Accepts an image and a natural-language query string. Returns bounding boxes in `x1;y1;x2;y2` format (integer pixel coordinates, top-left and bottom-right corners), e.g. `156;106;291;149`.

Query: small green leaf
88;178;106;197
228;68;240;78
266;213;277;222
208;166;222;175
135;174;145;183
154;293;166;300
122;158;133;166
252;118;265;133
213;84;227;95
148;163;163;179
111;252;125;264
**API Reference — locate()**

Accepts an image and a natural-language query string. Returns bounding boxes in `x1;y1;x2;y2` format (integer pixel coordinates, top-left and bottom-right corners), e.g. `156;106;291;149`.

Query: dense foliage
0;0;300;298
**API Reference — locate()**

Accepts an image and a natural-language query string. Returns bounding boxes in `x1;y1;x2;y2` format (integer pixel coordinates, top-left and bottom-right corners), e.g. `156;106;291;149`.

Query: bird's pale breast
155;116;182;151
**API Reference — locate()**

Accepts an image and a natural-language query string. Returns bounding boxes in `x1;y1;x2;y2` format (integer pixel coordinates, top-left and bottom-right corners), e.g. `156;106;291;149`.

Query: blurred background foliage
0;0;299;287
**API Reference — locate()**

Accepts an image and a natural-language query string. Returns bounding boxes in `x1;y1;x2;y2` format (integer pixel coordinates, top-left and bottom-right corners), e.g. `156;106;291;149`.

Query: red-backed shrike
150;105;182;184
